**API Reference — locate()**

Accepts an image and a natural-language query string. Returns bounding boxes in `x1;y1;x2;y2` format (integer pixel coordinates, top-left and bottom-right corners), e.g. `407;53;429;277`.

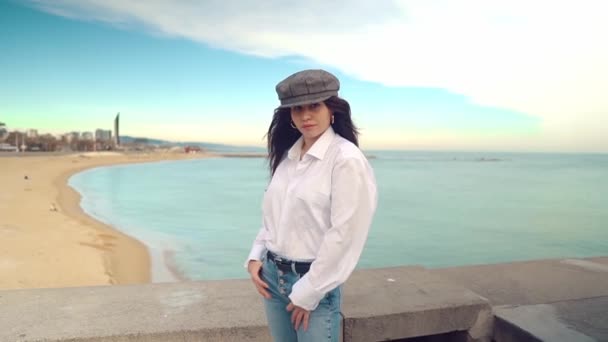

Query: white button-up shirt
247;126;377;311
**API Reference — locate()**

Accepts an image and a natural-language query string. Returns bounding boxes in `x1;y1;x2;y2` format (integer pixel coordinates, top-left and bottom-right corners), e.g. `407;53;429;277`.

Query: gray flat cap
275;69;340;108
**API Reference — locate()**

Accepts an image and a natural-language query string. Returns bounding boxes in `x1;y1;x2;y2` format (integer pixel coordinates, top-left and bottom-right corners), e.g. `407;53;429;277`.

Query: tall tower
114;112;120;146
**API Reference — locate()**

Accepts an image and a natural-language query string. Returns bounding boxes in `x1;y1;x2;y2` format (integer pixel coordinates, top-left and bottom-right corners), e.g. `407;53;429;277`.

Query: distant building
26;129;38;138
184;146;202;153
0;143;18;152
95;129;112;141
114;113;120;146
65;132;80;143
82;132;94;140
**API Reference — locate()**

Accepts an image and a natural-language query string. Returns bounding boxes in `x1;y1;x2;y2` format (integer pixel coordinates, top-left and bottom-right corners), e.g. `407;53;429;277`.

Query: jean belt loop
291;262;297;274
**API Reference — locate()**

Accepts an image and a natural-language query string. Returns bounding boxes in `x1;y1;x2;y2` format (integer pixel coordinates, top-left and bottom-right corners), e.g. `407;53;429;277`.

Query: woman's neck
300;137;318;158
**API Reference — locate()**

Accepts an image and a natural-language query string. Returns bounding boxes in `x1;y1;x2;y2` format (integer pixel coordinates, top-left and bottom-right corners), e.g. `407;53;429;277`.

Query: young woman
246;69;377;341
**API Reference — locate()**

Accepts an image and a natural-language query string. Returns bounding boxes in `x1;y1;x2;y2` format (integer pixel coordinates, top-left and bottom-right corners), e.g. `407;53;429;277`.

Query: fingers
291;309;302;330
292;309;309;331
255;282;271;299
247;260;262;275
251;270;269;288
248;261;269;289
248;261;271;299
287;304;310;331
252;271;270;298
302;311;310;331
251;273;270;298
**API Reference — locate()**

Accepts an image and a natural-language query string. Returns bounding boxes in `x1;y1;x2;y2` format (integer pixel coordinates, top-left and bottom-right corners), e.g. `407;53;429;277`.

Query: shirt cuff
289;275;325;311
243;244;266;268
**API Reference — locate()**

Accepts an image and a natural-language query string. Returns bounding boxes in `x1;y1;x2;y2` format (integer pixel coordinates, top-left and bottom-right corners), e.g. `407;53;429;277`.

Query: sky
1;0;606;152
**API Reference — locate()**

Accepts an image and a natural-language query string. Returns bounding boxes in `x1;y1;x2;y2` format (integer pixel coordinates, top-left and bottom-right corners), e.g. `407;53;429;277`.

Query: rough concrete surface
430;256;608;306
433;257;608;342
0;266;492;342
341;267;491;342
1;257;607;342
0;279;271;342
494;297;608;342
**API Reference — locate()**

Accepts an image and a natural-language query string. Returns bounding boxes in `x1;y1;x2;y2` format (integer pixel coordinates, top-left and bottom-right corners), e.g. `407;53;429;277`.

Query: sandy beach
0;151;214;290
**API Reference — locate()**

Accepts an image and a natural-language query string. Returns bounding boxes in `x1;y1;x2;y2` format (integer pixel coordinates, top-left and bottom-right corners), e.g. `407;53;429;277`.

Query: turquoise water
69;151;608;282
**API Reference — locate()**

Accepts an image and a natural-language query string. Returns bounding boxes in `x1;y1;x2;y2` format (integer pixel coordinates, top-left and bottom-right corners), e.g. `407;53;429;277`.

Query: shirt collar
287;126;336;161
287;137;303;160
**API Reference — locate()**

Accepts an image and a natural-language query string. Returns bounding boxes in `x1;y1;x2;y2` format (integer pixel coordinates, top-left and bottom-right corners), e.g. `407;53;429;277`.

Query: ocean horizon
68;150;608;282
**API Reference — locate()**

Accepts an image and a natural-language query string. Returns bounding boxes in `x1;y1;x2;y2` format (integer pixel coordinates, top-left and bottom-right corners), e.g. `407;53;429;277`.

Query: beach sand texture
0;151;212;290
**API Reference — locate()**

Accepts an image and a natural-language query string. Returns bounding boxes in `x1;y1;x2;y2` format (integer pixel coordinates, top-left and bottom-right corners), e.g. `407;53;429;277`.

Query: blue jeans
261;257;342;342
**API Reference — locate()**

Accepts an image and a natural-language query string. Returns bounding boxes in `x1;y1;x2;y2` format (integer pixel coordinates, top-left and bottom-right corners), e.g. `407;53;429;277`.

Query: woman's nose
301;109;312;120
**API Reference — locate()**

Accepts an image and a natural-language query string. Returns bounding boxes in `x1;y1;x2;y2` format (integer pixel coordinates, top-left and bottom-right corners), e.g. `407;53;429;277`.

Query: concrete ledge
432;256;608;342
0;279;271;341
2;257;607;341
342;267;492;342
431;256;608;306
493;297;608;342
0;266;492;342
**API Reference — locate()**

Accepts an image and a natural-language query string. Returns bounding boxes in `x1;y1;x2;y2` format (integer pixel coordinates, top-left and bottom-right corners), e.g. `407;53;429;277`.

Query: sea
68;150;608;282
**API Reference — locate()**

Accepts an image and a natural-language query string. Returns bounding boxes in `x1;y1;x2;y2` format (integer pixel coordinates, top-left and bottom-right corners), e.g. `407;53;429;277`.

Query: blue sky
1;0;606;152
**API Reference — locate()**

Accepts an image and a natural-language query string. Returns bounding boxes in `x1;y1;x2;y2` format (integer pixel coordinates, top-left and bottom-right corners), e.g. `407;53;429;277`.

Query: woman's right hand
248;260;271;299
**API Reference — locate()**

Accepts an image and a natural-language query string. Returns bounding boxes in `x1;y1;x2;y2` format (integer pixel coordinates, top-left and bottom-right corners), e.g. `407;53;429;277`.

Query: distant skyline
1;1;606;152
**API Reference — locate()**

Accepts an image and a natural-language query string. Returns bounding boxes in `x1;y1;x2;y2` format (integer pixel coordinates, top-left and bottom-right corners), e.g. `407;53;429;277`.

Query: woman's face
290;102;332;144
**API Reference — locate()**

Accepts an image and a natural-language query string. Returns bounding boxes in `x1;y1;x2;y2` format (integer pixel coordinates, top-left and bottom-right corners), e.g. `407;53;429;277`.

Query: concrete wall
2;256;607;341
0;266;491;342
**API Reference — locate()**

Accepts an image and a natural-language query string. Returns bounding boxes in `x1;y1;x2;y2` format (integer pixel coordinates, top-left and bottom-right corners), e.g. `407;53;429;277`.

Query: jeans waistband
266;250;312;275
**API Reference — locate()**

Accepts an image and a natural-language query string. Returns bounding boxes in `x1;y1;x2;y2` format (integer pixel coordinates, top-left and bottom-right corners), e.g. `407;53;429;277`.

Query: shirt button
279;279;285;285
278;270;284;275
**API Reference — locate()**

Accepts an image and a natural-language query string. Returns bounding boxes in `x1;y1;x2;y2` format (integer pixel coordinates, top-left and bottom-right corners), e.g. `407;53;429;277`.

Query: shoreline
54;159;151;285
0;151;215;290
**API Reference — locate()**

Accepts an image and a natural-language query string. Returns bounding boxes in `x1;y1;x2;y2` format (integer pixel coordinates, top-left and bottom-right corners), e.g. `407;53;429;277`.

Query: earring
290;121;297;129
331;115;335;125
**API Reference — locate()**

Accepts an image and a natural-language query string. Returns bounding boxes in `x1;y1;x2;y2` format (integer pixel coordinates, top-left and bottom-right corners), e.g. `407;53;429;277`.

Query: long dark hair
266;96;359;176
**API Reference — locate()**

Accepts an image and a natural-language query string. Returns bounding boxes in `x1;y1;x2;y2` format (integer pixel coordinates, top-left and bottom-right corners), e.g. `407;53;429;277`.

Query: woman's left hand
286;302;310;331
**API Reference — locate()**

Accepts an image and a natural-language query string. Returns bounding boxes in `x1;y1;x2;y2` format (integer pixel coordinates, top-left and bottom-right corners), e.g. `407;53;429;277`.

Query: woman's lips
302;124;316;129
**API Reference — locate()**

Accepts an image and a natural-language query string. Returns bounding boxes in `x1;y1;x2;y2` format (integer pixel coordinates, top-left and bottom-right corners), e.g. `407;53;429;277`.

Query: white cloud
28;0;608;150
